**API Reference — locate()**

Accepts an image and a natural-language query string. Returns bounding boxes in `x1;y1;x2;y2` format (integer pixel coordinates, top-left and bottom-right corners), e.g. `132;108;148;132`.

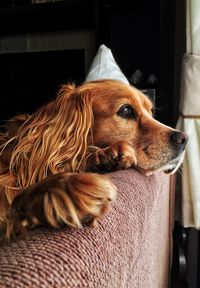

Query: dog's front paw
89;141;137;172
1;173;117;242
67;173;117;227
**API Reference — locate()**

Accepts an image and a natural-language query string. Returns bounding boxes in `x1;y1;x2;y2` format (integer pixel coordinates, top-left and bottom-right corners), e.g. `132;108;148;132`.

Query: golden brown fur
0;80;187;242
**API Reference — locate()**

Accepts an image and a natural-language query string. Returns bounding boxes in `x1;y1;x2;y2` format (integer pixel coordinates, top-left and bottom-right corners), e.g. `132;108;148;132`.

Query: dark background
0;49;85;119
0;0;176;125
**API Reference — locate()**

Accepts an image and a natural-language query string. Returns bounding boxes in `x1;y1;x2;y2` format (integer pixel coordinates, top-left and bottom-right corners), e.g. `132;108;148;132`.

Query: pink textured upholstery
0;170;171;288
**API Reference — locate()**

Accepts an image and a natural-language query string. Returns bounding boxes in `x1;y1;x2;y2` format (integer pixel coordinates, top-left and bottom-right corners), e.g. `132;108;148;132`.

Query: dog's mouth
163;161;181;174
138;151;185;176
163;152;185;174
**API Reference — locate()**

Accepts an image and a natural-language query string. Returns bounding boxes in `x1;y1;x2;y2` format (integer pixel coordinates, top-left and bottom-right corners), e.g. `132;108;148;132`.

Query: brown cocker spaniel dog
0;80;188;242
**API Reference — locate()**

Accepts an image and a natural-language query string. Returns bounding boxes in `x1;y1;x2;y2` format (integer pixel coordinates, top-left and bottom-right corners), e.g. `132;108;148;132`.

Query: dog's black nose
170;131;188;148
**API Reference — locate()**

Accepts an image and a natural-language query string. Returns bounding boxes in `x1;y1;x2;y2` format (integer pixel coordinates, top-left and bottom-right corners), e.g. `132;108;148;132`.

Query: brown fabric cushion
0;170;170;288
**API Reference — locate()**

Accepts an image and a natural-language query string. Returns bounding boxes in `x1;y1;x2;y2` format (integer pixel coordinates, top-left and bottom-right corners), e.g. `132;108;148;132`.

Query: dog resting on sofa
0;80;188;242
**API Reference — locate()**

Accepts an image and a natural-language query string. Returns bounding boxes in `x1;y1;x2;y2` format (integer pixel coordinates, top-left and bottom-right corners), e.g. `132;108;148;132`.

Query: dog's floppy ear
56;83;94;171
8;83;94;189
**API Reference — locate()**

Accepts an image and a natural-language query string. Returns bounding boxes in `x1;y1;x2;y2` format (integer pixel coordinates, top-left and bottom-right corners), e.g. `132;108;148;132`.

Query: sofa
0;169;174;288
0;44;175;288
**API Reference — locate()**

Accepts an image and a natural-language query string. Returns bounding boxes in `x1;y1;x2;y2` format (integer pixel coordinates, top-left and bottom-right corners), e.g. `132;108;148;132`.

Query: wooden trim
180;113;200;119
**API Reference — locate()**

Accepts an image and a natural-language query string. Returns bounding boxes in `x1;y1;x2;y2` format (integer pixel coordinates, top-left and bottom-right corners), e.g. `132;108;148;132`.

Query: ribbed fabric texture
0;170;170;288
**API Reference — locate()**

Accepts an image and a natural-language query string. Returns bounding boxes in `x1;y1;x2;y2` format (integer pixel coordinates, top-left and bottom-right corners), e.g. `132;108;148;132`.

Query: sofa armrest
0;170;171;288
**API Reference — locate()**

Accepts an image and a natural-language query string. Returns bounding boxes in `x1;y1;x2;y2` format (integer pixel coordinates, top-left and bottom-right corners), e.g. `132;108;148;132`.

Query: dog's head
10;79;188;187
75;79;188;175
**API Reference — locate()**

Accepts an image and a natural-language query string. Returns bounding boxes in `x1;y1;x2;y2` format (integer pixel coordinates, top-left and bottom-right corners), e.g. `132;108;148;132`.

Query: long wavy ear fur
1;83;94;194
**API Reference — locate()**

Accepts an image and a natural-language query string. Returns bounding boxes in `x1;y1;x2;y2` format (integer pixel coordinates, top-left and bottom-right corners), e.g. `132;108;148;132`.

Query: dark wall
0;50;85;121
172;0;186;125
0;0;176;126
96;0;175;126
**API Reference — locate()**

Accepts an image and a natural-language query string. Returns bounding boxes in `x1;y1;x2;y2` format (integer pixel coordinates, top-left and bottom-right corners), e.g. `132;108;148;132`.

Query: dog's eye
117;105;136;119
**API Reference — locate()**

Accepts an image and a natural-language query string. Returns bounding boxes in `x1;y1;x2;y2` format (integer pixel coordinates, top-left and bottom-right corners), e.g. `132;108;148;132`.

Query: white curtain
176;0;200;228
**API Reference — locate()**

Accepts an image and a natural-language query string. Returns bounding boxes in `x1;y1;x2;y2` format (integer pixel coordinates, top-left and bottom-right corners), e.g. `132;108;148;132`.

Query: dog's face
87;80;188;175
